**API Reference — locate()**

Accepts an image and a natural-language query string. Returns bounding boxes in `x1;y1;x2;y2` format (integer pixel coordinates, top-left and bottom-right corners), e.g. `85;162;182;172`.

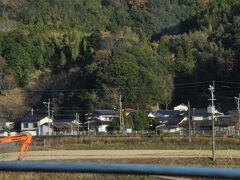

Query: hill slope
0;0;239;118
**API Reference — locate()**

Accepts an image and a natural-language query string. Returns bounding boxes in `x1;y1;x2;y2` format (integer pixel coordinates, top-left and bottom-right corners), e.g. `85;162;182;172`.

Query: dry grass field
1;135;240;179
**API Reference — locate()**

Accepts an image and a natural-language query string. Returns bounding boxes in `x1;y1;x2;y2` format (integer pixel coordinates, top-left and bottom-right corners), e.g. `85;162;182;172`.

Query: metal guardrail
0;161;239;179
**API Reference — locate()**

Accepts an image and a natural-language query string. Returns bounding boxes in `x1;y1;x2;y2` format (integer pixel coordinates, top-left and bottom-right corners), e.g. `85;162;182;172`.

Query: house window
33;123;37;128
23;123;28;128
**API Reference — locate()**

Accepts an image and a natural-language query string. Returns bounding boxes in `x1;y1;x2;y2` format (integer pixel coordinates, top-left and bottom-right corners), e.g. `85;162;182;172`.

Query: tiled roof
190;108;223;116
19;115;47;122
180;115;236;128
156;110;186;127
95;110;118;116
191;108;208;116
156;110;186;117
54;116;75;123
123;108;136;113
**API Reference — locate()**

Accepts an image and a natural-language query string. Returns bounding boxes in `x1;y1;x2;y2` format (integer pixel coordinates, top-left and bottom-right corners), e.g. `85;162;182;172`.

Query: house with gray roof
53;116;81;135
16;114;53;136
191;106;224;121
154;110;187;132
85;110;118;132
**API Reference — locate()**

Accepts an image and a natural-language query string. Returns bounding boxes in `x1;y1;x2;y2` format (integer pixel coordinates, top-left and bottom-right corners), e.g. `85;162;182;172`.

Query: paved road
0;149;239;161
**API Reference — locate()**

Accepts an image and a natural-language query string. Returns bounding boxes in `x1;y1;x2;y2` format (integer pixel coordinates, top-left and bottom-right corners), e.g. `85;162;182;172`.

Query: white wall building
19;115;53;136
86;110;118;133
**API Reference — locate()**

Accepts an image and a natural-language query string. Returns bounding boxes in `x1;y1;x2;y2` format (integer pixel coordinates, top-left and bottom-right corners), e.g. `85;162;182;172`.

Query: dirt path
0;150;239;161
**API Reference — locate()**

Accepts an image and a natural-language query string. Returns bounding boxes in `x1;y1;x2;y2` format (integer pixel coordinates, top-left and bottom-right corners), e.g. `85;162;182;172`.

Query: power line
175;81;212;86
0;81;215;92
215;80;240;85
175;85;208;89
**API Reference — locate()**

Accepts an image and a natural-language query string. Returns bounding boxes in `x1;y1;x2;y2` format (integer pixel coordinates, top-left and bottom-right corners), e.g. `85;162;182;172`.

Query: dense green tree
184;44;195;74
132;110;149;131
93;46;173;108
35;54;45;69
157;37;174;72
107;116;134;132
60;51;67;66
107;117;120;131
175;46;185;72
3;43;32;86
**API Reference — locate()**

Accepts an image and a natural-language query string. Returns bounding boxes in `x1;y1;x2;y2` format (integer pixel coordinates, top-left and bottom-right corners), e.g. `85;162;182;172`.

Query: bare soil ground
1;150;240;179
1;149;239;161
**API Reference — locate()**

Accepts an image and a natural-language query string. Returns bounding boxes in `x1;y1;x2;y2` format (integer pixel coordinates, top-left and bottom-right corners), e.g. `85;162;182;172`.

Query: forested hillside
0;0;239;118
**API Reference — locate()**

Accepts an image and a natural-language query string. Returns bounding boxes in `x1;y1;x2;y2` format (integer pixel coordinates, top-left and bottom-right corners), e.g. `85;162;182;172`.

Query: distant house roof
164;117;185;126
156;110;186;118
53;122;81;129
19;115;47;123
191;108;223;116
54;116;75;123
156;110;186;127
53;115;82;129
123;108;136;113
95;110;118;116
180;115;235;129
191;108;208;116
84;118;112;126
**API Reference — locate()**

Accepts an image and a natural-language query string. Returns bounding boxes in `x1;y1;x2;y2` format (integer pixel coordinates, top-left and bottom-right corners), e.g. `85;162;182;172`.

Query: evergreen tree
184;44;195;74
176;46;185;73
60;51;67;66
132;110;149;131
35;54;45;69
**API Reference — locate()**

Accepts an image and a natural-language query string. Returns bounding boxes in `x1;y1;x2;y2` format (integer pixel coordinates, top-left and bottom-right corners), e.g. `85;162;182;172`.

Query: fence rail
53;128;240;136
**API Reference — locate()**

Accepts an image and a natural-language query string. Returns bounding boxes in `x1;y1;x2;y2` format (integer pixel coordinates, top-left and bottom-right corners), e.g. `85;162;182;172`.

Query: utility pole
51;110;54;135
193;108;195;134
208;81;216;161
78;113;80;135
119;95;124;134
43;99;51;136
188;101;191;143
234;93;240;136
87;120;89;136
76;112;80;135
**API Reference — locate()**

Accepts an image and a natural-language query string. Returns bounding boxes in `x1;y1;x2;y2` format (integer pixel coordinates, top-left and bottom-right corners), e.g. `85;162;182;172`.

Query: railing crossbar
0;161;239;178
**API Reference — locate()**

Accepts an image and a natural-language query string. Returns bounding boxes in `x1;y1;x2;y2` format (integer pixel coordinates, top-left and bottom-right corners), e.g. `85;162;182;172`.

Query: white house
155;110;187;132
18;115;53;136
85;110;118;133
93;110;118;121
